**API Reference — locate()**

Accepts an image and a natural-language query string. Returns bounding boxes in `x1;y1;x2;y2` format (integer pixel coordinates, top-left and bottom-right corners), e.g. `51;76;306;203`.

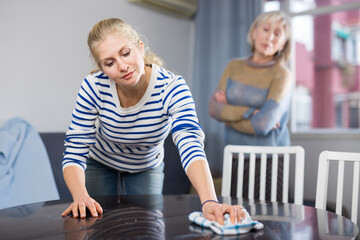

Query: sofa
40;133;192;200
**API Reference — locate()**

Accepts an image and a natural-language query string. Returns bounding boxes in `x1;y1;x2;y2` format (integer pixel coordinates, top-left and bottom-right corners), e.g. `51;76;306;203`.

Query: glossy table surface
0;194;358;240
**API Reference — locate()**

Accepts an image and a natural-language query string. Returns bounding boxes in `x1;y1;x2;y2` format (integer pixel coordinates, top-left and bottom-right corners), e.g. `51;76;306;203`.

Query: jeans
85;158;164;196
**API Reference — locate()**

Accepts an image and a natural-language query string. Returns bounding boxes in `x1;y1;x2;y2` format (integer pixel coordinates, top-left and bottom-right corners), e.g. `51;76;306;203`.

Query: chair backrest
221;145;305;205
315;150;360;224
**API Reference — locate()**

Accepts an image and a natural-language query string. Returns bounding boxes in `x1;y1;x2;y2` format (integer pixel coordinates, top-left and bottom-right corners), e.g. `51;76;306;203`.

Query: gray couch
40;133;191;199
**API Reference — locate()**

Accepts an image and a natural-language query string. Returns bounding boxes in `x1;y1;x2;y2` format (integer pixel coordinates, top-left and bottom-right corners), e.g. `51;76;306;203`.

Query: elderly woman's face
252;19;286;59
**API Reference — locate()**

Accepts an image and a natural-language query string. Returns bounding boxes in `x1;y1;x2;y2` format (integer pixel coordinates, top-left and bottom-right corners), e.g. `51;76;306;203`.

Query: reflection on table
0;194;358;239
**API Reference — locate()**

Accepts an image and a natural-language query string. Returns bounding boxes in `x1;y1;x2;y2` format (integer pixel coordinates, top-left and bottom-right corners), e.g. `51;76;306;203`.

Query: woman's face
252;19;287;60
97;33;145;87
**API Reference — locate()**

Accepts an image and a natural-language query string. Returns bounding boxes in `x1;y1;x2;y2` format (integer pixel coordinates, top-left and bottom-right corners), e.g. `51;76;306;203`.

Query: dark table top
0;194;358;240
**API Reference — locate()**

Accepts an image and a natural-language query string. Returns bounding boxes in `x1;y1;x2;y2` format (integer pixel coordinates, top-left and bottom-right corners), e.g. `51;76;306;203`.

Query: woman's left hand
214;90;228;104
202;201;245;225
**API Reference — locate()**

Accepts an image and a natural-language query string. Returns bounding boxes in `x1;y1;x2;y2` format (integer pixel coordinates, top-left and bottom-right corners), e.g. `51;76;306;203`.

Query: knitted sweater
209;58;292;146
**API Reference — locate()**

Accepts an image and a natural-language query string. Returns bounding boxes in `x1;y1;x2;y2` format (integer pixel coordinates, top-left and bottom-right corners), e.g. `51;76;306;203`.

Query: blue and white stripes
188;211;264;235
62;64;206;173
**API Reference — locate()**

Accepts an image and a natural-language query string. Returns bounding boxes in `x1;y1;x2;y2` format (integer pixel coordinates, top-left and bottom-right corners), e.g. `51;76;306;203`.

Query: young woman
61;18;244;225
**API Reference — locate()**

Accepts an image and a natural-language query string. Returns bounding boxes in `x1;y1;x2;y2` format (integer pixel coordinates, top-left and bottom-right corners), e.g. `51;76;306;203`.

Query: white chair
221;145;305;205
315;150;360;225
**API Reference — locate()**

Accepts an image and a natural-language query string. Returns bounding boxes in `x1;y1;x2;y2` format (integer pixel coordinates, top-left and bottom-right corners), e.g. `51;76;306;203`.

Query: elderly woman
209;10;292;147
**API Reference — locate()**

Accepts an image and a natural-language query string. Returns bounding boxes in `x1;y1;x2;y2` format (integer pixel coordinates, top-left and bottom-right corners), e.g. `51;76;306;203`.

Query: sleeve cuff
243;108;255;119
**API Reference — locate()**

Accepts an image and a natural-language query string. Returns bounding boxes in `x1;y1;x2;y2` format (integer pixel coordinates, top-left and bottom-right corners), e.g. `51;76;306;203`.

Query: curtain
192;0;263;172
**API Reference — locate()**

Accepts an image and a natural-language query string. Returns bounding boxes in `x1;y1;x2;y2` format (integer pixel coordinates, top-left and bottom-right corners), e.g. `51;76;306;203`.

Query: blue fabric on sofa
0;117;59;209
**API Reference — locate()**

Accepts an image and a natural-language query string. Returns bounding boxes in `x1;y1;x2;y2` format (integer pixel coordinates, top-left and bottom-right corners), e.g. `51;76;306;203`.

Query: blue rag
188;210;263;235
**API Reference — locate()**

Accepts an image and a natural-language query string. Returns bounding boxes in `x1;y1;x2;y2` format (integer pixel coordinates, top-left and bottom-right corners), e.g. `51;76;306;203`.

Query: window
264;0;360;132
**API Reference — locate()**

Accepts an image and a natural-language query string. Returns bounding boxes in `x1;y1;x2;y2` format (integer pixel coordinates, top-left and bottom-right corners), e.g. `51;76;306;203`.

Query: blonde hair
87;18;163;72
247;11;292;63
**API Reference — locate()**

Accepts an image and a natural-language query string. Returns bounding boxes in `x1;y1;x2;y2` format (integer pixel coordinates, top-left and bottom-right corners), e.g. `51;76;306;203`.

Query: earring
275;50;282;57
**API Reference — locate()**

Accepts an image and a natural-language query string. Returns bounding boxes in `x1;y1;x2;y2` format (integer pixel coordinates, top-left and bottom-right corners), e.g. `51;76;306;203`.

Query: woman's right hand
62;166;102;218
61;195;103;218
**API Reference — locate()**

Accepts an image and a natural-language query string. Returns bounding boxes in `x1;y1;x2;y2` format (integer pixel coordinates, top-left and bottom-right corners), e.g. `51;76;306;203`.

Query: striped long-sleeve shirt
62;64;206;173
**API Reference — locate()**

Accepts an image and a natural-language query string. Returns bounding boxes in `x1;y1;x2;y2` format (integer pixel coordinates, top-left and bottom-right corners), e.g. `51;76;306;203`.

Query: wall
0;0;194;132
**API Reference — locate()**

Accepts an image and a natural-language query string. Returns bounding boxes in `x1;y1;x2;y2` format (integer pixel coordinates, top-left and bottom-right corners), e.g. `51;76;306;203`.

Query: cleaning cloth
188;210;263;235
